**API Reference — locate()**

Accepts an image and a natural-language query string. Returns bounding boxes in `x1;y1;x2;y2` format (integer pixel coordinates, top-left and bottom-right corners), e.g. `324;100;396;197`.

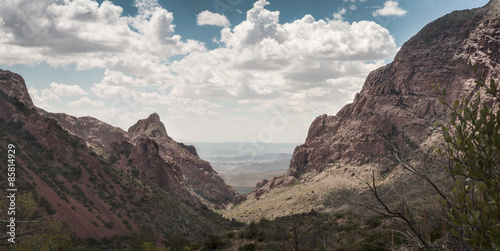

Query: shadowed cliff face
128;113;238;209
38;111;130;159
42;110;237;209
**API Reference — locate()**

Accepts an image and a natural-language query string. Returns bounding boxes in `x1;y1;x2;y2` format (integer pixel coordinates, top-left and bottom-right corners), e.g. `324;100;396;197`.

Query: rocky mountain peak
286;1;498;175
147;112;161;121
0;69;34;108
127;113;238;208
128;112;169;143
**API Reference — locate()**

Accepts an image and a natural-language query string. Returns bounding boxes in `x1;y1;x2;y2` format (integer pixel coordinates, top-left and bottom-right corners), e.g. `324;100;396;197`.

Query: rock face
128;113;238;209
288;1;499;176
128;138;194;202
43;110;237;208
40;111;129;158
236;0;500;204
0;69;34;108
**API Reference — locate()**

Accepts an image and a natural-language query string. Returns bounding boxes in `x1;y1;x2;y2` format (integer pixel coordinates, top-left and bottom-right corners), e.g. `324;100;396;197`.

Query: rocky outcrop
40;111;129;158
42;111;237;209
0;69;35;108
128;113;238;209
128;138;194;203
287;2;498;176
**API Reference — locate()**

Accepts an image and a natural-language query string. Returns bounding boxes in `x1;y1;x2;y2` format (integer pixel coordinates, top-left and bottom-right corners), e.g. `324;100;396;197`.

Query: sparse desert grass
224;159;442;224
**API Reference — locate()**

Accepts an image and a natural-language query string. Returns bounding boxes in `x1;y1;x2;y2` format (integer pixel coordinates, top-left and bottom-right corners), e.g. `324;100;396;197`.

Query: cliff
41;108;238;209
289;1;498;175
230;1;500;214
128;113;238;209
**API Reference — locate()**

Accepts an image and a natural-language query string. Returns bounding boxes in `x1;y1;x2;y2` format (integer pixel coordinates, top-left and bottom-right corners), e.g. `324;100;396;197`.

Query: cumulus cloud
50;82;88;96
0;0;205;73
157;0;397;138
91;79;170;105
373;1;408;17
28;87;61;102
69;97;104;107
333;8;347;20
4;0;399;142
197;11;230;27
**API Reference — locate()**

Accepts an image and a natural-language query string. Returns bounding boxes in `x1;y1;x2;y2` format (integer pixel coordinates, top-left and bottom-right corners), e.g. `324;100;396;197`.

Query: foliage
0;193;73;250
436;61;500;249
239;242;257;251
360;62;500;250
141;242;171;251
163;233;190;251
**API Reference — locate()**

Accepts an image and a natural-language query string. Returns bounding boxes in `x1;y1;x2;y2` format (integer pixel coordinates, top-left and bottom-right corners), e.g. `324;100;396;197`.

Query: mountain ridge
37;102;238;209
0;71;237;242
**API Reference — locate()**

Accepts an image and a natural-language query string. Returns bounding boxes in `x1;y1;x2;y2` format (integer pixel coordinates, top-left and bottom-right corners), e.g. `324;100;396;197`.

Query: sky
0;0;489;143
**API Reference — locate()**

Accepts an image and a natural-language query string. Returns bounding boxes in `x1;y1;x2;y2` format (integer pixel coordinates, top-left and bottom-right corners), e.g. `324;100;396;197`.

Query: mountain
128;113;238;209
0;70;236;244
41;109;238;210
38;111;129;159
226;0;500;221
0;69;35;109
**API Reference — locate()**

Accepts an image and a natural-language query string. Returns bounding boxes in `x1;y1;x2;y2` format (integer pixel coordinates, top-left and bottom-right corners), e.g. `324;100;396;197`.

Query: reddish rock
128;138;194;203
40;111;129;158
0;69;232;241
256;179;269;189
128;113;238;209
233;194;248;205
43;112;238;209
288;3;499;175
0;69;34;108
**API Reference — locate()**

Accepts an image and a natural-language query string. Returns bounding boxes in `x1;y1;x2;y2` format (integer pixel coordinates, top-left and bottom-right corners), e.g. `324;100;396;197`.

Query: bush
436;62;500;248
239;242;257;251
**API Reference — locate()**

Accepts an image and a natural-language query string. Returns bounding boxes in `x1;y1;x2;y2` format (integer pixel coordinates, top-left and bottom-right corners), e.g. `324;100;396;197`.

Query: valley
0;0;499;250
189;142;297;194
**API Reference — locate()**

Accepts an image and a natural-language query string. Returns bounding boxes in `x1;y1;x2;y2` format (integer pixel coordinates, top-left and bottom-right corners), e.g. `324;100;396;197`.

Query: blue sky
0;0;489;143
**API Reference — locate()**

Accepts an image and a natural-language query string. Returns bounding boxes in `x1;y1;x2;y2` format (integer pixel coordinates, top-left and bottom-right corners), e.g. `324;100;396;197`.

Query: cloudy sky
0;0;488;143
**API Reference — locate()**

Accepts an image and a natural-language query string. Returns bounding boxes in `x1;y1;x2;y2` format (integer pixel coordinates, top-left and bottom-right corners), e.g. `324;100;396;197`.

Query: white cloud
28;87;61;102
69;97;104;107
3;0;399;142
50;82;88;96
373;1;408;17
197;11;230;27
158;0;397;142
99;69;149;86
350;5;357;11
333;8;347;20
0;0;205;73
27;87;42;102
91;78;171;105
41;89;60;102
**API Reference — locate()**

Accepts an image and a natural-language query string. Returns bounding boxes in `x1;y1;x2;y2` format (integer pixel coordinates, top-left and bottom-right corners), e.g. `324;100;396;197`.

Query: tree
0;193;73;250
141;241;171;251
